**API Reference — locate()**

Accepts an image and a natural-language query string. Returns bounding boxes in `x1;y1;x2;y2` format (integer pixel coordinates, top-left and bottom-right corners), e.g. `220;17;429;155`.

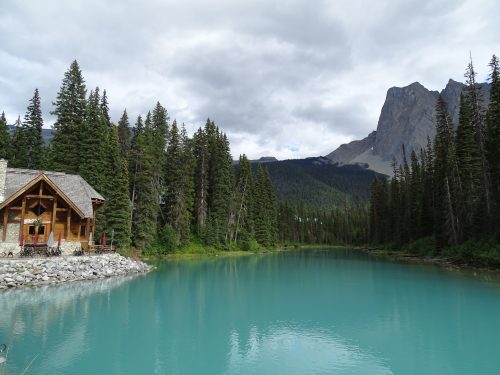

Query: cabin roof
4;168;105;218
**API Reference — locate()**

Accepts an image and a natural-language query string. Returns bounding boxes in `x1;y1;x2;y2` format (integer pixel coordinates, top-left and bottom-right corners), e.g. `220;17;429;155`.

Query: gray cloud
0;0;499;160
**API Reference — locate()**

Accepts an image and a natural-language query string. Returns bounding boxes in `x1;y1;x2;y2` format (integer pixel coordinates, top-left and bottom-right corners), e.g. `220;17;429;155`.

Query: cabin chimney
0;159;7;203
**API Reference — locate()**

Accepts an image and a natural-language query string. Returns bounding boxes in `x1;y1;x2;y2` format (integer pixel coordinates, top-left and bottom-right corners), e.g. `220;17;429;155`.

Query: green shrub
241;239;261;252
406;237;436;256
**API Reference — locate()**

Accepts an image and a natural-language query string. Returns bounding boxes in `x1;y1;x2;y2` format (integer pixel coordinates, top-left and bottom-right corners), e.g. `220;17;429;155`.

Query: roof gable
1;168;105;218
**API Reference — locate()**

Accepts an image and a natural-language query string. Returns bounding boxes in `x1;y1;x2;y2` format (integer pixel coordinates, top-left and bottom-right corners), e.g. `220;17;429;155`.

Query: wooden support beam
19;197;26;241
85;218;91;250
26;195;55;200
51;196;57;235
2;209;7;241
56;208;68;212
66;207;71;240
39;181;44;196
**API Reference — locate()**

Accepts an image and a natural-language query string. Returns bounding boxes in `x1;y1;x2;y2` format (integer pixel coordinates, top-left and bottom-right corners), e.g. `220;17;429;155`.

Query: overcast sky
1;0;499;160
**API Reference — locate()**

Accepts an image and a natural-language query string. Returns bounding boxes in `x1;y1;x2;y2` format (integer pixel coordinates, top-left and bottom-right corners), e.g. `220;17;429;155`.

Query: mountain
327;79;490;175
250;157;384;210
7;125;55;145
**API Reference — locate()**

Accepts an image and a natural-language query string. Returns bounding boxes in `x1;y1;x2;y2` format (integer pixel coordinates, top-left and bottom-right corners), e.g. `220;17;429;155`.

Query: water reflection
0;274;146;374
226;325;392;375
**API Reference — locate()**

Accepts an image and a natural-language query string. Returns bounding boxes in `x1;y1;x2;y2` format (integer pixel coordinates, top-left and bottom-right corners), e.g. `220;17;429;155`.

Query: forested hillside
259;157;384;211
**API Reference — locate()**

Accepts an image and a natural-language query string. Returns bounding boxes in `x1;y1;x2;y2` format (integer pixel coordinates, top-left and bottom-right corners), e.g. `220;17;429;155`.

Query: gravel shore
0;254;153;288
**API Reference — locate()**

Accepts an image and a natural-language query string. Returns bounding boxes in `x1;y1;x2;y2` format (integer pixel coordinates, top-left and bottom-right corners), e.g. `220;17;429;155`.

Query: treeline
0;60;279;252
279;203;369;246
370;55;500;258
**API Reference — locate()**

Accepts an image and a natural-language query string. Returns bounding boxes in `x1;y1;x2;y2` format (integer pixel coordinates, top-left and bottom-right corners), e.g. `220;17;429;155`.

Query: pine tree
434;96;459;248
252;164;278;247
464;57;492;230
22;88;44;169
230;154;254;245
0;112;10;159
206;125;233;245
192;126;209;237
10;116;28;168
485;55;500;227
79;88;108;195
117;110;131;159
50;60;87;173
163;120;194;247
455;93;479;240
102;125;131;248
130;113;157;249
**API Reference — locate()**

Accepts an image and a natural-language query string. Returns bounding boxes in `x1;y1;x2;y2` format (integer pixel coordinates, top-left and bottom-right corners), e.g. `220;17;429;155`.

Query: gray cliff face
327;79;491;174
373;82;438;162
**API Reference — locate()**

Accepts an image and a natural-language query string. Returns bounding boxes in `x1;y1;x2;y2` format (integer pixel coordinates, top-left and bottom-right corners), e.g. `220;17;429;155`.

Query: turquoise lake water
1;248;500;374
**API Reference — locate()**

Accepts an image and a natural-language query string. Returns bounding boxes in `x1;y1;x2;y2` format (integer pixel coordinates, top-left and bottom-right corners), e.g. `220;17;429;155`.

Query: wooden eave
0;173;86;218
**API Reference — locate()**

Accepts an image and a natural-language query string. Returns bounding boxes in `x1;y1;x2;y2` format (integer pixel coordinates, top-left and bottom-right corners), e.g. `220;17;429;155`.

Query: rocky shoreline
0;254;153;288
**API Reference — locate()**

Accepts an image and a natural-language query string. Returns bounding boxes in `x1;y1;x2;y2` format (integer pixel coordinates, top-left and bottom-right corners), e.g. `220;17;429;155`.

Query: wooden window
29;226;36;235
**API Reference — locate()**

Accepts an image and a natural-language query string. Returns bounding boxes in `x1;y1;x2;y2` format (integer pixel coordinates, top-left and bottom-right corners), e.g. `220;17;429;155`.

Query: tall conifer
50;60;87;173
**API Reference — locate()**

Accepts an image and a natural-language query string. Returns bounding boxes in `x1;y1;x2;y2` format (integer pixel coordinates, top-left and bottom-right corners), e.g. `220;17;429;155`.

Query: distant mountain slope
7;125;55;145
327;79;490;174
252;157;384;210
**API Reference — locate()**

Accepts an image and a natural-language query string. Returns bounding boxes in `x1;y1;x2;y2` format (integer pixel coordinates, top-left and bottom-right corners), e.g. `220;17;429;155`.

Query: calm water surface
1;248;500;374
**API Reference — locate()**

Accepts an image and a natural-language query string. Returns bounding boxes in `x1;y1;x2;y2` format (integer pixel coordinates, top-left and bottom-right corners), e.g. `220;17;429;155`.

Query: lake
1;248;500;374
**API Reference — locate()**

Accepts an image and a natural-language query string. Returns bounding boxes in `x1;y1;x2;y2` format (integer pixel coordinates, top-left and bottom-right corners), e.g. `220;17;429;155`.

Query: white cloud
0;0;499;159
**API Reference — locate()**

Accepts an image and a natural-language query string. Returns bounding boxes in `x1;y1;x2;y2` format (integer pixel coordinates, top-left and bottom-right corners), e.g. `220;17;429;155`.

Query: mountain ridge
327;79;490;175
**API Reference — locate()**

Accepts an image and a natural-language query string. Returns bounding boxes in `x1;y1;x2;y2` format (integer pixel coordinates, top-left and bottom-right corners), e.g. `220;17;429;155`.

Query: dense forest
369;55;500;264
0;61;279;253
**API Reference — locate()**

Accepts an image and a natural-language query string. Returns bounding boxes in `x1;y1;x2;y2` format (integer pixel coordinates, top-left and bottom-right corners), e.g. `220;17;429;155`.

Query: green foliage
130;114;157;249
406;237;436;256
0;112;9;159
9;116;28;167
117;109;131;159
50;60;87;173
158;224;180;252
22;88;44;169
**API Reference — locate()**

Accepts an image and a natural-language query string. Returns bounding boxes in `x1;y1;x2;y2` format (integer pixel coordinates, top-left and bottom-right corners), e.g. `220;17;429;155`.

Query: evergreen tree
10;116;28;168
130;114;157;249
164;120;194;247
464;57;492;228
230;154;254;245
485;55;500;226
0;112;10;159
79;88;108;195
433;96;459;248
192;126;209;237
102;125;131;248
50;60;87;173
22;88;44;169
117;109;131;159
455;93;479;240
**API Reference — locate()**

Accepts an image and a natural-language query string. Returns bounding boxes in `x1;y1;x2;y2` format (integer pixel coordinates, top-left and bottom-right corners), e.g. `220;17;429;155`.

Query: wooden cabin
0;159;105;254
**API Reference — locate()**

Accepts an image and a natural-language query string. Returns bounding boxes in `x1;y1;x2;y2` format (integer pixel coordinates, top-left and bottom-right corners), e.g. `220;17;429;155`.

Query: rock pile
0;254;152;288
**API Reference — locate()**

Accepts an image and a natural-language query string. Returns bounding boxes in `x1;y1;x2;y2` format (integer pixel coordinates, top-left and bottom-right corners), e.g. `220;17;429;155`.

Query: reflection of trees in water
0;275;142;337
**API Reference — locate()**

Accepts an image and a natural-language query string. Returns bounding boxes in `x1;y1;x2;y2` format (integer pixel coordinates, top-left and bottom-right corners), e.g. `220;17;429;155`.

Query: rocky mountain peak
326;79;491;175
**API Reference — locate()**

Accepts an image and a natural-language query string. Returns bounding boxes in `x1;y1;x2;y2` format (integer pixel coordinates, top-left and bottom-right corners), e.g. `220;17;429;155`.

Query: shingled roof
4;168;105;218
